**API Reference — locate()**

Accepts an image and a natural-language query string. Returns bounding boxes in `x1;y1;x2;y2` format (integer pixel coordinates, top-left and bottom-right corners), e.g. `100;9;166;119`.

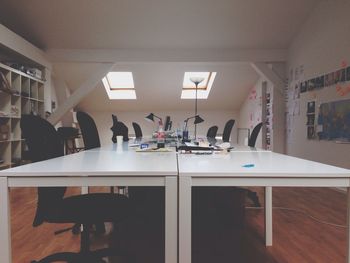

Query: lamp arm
184;116;196;131
153;114;162;121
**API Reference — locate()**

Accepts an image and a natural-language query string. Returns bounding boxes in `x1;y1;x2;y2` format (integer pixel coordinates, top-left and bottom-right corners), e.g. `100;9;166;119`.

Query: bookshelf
0;62;45;169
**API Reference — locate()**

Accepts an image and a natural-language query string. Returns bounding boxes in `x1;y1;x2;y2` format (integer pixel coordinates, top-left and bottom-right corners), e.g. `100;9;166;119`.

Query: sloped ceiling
53;62;259;111
0;0;320;112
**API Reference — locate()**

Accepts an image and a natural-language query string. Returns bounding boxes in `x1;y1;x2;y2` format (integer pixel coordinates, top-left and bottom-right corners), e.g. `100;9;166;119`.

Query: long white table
0;144;178;263
1;143;350;263
178;150;350;263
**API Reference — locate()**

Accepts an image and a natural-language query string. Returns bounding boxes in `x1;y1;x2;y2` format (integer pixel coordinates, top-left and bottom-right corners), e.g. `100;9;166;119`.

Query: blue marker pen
242;164;255;168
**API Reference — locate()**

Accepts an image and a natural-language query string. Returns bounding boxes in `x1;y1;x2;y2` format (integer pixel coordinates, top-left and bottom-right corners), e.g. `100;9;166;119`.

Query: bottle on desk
157;120;165;148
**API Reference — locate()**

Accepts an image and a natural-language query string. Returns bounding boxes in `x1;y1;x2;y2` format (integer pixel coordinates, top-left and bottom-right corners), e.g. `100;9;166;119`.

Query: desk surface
0;143;178;177
178;151;350;178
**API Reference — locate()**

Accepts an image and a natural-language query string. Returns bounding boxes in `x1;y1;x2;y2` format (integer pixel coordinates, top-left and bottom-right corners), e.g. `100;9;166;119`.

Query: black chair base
31;247;128;263
246;189;261;207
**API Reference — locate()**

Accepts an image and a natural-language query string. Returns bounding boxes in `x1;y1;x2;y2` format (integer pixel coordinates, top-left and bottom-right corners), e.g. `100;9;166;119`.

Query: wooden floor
10;187;348;263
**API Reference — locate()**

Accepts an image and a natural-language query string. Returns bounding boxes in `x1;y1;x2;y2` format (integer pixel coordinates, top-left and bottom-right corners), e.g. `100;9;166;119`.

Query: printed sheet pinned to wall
317;99;350;141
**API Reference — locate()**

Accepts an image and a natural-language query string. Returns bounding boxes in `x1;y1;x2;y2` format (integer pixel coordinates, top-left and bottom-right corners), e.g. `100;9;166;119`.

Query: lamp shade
145;113;162;123
190;76;205;85
194;115;204;124
145;113;155;122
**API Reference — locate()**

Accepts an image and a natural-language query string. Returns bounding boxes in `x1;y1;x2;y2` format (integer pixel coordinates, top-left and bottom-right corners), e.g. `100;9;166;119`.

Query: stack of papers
136;147;173;152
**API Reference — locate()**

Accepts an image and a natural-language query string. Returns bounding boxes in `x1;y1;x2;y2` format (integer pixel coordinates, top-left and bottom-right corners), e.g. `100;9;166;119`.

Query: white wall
86;110;239;146
286;0;350;169
238;78;264;148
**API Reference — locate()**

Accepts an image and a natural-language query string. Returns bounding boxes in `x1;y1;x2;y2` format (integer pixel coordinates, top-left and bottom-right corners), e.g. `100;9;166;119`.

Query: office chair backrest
77;111;101;150
248;122;263;147
164;116;171;131
132;122;143;138
207;125;218;139
111;114;129;142
222;119;235;142
20;114;66;227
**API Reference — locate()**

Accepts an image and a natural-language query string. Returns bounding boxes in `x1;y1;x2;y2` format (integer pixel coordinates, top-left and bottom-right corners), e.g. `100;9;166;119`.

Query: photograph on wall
334;70;341;84
315;76;324;89
307;126;315;139
308;79;315;91
300;81;308;93
317;99;350;141
346;66;350;81
307;101;315;114
340;68;346;82
325;72;334;86
307;114;315;125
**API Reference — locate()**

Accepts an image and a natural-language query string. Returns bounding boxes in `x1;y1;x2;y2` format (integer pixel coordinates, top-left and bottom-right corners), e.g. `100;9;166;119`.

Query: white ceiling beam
52;78;75;126
47;63;114;125
0;25;51;69
46;48;287;63
250;62;286;94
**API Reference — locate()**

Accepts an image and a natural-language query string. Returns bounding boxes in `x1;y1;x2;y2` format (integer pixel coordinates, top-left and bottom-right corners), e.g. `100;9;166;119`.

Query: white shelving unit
0;62;45;169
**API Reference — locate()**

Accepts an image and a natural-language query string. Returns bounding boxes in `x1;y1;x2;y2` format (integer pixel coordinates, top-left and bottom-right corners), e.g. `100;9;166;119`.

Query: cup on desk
117;135;123;144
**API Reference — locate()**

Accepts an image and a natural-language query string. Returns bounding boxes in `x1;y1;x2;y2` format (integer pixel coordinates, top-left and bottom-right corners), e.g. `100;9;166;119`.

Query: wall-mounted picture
317;99;350;141
334;70;341;84
346;66;350;81
300;81;308;93
307;126;315;139
315;76;324;89
307;115;315;125
307;101;315;114
340;68;346;82
308;79;315;91
325;72;334;86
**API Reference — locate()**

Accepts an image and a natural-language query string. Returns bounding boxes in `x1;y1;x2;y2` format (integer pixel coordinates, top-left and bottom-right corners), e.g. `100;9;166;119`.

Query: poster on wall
347;67;350;81
317;99;350;141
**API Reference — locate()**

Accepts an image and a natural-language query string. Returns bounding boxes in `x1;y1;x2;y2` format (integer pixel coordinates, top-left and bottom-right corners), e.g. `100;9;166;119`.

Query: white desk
0;144;178;263
178;151;350;263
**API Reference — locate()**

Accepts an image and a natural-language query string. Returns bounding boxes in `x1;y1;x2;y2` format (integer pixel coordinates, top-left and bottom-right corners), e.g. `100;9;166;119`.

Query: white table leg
0;177;11;263
265;186;273;246
347;188;350;263
165;176;178;263
179;176;192;263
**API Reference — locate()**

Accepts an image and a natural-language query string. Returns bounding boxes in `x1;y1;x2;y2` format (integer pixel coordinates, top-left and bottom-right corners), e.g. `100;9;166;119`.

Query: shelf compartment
30;79;38;99
0;142;11;169
11;72;21;93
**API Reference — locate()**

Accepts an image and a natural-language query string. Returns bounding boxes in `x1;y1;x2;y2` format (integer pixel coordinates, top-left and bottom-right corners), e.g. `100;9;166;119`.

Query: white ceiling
0;0;319;112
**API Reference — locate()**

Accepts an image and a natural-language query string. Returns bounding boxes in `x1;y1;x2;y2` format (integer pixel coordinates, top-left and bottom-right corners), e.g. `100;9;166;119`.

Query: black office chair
76;111;101;150
243;122;264;207
21;114;132;263
132;122;143;139
222;119;235;142
206;126;218;139
111;114;129;143
248;122;263;147
77;111;115;226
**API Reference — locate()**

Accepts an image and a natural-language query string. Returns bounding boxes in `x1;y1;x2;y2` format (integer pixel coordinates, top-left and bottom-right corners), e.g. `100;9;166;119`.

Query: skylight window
102;72;136;99
181;72;216;99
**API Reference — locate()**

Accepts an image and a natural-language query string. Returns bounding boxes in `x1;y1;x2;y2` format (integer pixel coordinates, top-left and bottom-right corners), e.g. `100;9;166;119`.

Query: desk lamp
183;115;204;141
145;113;162;123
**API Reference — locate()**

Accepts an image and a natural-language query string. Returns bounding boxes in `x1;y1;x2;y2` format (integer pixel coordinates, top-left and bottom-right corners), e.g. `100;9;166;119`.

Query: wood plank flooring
9;187;348;263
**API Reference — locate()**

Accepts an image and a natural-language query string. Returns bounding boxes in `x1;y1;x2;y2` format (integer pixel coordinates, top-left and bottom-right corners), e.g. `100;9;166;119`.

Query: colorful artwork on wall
317;99;350;141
